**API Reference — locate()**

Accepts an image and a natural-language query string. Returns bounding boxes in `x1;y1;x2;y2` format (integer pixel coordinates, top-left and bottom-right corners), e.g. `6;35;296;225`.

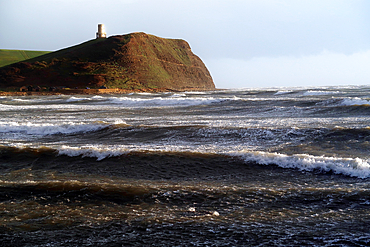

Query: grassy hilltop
0;33;215;91
0;49;50;67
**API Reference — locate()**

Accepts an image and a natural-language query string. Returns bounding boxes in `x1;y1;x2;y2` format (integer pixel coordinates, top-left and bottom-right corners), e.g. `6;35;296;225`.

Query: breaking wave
303;90;341;96
105;96;225;107
274;90;294;95
239;151;370;179
340;97;370;106
3;144;370;178
0;121;114;135
56;146;370;178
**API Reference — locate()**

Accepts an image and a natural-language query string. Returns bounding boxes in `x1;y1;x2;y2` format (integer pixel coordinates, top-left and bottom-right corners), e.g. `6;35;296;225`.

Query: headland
0;32;215;94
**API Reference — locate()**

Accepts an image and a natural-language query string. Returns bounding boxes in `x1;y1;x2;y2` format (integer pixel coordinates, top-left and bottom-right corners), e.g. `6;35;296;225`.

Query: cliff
0;33;215;91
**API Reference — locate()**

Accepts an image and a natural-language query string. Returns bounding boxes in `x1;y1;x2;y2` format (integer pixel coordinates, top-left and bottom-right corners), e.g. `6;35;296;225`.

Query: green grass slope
0;49;51;67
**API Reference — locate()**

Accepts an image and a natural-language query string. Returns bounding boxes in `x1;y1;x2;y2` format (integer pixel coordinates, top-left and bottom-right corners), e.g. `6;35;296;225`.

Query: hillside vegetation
0;49;50;67
0;33;215;91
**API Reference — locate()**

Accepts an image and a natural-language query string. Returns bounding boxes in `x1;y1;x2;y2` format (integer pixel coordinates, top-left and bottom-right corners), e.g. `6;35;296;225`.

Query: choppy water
1;86;370;246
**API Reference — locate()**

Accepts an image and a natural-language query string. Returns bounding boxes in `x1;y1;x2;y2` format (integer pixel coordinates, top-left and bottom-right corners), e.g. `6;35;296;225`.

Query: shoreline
0;87;219;96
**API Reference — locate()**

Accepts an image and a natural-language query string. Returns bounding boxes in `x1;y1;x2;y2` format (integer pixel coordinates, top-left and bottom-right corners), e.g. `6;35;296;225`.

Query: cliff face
0;33;215;91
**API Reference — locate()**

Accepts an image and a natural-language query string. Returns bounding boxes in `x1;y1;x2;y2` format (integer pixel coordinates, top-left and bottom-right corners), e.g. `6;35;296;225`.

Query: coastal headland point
0;24;215;94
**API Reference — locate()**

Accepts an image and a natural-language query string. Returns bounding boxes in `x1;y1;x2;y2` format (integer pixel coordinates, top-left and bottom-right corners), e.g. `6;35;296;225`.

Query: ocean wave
274;90;294;95
6;143;218;161
340;97;370;106
2;95;107;106
11;98;32;102
184;91;207;94
239;151;370;179
65;96;93;102
170;93;187;97
2;144;370;178
9;96;68;104
303;90;340;96
106;96;224;107
0;121;111;135
58;145;131;161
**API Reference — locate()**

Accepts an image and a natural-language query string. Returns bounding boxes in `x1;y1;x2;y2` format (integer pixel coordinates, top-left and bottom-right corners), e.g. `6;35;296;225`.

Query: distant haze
1;0;370;88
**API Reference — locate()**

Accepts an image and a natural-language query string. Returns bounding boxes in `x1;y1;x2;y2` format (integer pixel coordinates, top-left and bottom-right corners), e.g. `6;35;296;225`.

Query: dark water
1;86;370;246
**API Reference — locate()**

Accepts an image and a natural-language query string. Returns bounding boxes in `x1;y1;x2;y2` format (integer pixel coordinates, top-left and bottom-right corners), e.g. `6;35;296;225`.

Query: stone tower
96;24;107;39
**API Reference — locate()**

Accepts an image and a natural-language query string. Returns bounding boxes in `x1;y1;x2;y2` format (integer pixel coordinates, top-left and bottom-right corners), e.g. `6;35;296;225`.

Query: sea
1;85;370;246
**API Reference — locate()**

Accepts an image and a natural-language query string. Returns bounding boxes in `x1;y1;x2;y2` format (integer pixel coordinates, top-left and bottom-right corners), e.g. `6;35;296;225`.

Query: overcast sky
1;0;370;88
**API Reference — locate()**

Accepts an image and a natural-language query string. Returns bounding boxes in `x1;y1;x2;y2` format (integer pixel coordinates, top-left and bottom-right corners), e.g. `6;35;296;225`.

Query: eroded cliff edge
0;32;215;91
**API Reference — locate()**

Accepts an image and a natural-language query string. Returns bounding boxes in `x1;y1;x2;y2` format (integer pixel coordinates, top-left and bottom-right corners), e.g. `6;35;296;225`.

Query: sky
1;0;370;89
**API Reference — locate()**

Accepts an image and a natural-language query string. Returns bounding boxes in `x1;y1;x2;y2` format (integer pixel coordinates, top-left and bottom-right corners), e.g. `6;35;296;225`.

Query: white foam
5;139;370;178
171;93;187;97
0;103;120;111
274;90;293;95
184;91;207;94
340;97;370;106
57;145;370;178
112;119;128;125
92;95;104;99
66;96;92;102
11;98;31;102
238;151;370;179
10;96;66;104
136;92;155;95
106;96;223;107
54;143;218;161
58;145;130;161
0;121;108;135
303;90;340;96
